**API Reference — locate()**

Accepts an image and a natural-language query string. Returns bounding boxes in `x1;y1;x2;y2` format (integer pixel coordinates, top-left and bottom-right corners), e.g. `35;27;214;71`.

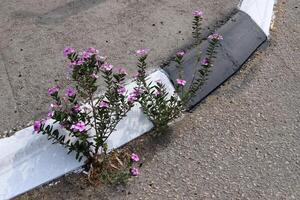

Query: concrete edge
239;0;276;36
0;70;175;200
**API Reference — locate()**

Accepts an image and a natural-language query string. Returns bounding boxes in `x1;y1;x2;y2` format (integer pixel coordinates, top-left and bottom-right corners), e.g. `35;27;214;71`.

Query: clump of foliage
135;10;223;135
34;47;140;183
32;8;224;185
88;147;141;185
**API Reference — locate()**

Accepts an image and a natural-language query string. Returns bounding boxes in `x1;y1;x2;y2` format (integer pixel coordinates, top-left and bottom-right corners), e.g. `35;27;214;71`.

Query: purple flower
91;73;99;79
131;153;140;162
33;120;44;133
155;79;163;84
133;73;142;80
201;58;209;66
127;95;137;104
73;104;81;113
117;86;127;96
99;100;109;109
48;86;60;96
50;103;62;110
208;33;223;40
81;51;92;60
176;51;185;58
132;87;144;97
65;86;76;97
76;59;84;65
101;63;113;71
155;90;161;97
136;48;150;57
63;47;75;56
68;61;77;68
176;79;186;86
130;167;139;176
87;47;99;55
71;121;86;132
193;10;203;17
127;87;144;103
116;67;127;75
47;111;54;118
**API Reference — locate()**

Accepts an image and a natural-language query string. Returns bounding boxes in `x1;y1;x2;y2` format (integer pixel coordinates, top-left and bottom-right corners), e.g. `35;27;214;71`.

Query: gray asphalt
12;0;300;199
0;0;237;136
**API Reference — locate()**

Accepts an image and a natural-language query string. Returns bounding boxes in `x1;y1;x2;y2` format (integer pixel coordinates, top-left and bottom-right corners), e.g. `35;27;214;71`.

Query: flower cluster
208;32;223;41
136;48;150;57
130;153;140;176
135;10;222;134
34;47;135;162
192;9;204;45
91;150;141;185
193;10;203;17
33;8;222;184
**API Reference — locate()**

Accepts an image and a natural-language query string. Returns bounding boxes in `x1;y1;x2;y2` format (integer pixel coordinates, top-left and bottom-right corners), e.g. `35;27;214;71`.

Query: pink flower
68;61;77;68
131;87;144;97
127;87;144;103
115;67;127;75
133;73;142;80
176;51;185;58
87;47;99;55
130;167;139;176
71;121;86;132
127;95;137;104
176;79;186;86
91;73;99;79
63;47;75;56
208;33;223;40
155;79;163;85
99;100;109;108
193;10;203;17
47;111;54;118
117;86;127;96
48;86;60;96
76;59;84;65
33;120;44;133
101;63;113;71
155;90;161;97
73;104;81;113
50;103;62;110
81;51;92;60
136;48;150;57
131;153;140;162
65;86;76;97
201;58;209;66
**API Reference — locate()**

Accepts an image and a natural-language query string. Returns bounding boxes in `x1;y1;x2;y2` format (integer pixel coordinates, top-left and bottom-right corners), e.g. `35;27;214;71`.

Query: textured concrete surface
15;0;300;199
0;0;238;135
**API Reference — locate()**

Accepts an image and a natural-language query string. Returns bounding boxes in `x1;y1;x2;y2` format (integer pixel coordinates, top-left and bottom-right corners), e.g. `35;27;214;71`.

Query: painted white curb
239;0;276;36
0;70;175;200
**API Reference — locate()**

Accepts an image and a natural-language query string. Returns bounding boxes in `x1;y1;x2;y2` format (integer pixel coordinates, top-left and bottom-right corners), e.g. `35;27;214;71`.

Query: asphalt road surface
10;0;300;199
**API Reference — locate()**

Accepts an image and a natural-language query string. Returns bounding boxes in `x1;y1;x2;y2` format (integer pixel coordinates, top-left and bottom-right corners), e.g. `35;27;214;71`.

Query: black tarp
163;11;267;109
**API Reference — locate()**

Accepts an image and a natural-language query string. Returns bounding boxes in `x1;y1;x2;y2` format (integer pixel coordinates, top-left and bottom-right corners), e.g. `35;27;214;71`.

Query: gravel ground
13;0;300;199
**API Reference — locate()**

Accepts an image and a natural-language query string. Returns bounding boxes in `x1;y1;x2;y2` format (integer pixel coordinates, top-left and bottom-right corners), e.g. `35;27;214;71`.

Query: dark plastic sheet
163;11;267;109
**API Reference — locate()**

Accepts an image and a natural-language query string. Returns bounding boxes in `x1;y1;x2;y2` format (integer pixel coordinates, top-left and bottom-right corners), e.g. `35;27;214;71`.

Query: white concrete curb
0;70;175;200
239;0;276;36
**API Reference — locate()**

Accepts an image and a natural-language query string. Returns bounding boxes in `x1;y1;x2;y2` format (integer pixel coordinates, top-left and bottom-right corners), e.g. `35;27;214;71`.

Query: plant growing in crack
33;47;140;184
135;10;223;135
